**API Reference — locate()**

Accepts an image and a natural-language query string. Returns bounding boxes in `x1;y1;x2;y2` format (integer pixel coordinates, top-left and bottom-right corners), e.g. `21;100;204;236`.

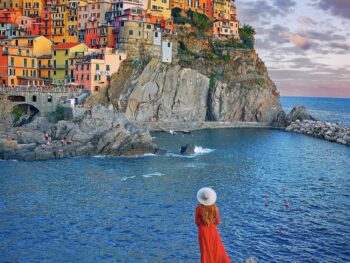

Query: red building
0;44;8;86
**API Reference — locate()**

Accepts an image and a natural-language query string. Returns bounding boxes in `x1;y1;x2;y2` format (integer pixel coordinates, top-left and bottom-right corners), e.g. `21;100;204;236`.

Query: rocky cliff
89;33;283;124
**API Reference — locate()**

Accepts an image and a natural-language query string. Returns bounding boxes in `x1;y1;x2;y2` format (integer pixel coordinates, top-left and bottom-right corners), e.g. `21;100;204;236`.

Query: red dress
195;205;231;263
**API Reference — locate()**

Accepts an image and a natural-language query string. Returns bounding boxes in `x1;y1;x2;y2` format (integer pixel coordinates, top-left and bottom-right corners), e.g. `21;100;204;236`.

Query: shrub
12;107;23;121
178;41;189;54
172;7;182;18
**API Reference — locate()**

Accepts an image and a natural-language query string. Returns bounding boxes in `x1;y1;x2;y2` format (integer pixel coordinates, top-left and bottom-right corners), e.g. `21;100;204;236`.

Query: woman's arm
195;206;201;226
215;207;220;225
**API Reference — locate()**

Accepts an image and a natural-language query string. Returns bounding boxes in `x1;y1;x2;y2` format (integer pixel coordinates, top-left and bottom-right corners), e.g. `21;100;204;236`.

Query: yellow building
52;43;88;85
7;36;53;87
213;0;236;20
23;0;45;17
12;0;23;11
67;0;79;43
147;0;171;20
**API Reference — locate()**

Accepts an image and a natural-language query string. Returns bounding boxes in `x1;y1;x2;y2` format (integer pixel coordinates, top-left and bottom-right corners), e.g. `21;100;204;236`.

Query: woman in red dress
195;187;231;263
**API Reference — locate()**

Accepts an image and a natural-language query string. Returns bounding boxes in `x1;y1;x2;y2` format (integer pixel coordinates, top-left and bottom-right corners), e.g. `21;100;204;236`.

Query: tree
239;24;256;49
171;7;182;18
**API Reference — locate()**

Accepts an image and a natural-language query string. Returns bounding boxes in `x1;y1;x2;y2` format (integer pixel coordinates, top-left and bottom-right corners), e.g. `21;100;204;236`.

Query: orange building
7;36;52;87
170;0;213;19
213;19;239;40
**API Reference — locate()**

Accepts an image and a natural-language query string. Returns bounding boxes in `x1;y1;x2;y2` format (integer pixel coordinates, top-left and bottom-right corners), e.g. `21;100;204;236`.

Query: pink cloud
280;32;313;49
297;16;317;25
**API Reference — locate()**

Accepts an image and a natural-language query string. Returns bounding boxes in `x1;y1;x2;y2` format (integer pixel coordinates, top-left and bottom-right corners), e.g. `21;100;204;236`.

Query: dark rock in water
242;257;258;263
287;106;316;123
271;110;288;128
0;105;156;161
154;147;167;155
272;106;316;128
180;144;195;155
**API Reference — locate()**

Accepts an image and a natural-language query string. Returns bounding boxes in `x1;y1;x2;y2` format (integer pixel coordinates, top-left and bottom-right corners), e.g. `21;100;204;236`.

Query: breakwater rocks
0;106;156;161
286;120;350;146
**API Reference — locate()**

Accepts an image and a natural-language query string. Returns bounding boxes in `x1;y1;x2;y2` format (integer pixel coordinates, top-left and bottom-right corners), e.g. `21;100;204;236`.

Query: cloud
274;0;297;12
318;0;350;19
280;32;313;49
329;42;350;50
297;16;317;24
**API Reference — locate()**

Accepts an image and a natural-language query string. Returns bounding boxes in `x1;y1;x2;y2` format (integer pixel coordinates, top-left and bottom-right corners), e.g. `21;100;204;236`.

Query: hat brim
197;187;217;206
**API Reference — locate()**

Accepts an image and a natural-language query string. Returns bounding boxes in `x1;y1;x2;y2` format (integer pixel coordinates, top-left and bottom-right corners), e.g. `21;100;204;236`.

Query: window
96;64;99;70
147;25;152;29
24;59;27;67
119;56;122;61
54;50;56;56
129;30;133;35
32;59;34;68
65;49;68;55
10;57;14;66
121;21;124;27
81;74;84;80
87;74;89;80
106;65;110;71
54;70;56;75
48;95;52;102
168;42;170;47
94;75;97;80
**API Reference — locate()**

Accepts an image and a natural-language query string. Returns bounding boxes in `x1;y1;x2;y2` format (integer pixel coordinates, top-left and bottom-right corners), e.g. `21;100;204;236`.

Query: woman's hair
200;204;218;226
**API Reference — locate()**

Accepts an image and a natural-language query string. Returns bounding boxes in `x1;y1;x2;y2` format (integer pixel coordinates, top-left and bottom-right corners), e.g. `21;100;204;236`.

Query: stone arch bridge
0;87;82;114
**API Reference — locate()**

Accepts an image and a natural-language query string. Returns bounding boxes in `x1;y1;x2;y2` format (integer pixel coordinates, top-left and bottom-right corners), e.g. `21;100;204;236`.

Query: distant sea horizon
281;96;350;127
281;95;350;99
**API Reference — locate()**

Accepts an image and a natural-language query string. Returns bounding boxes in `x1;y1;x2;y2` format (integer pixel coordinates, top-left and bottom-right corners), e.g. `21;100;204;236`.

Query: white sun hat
197;187;217;206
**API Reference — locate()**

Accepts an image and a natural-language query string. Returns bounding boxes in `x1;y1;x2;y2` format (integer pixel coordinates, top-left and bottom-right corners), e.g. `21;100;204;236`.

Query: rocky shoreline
286;119;350;146
0;106;157;161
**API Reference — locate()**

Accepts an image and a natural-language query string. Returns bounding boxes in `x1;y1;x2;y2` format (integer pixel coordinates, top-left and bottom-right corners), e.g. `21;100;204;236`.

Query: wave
166;146;214;158
142;172;163;178
120;176;136;181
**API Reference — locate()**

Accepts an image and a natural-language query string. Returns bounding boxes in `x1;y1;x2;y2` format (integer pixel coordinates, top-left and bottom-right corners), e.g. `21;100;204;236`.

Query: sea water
0;97;349;263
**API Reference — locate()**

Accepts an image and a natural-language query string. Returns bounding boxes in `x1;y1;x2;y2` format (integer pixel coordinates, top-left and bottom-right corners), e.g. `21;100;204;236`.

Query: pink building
74;47;127;93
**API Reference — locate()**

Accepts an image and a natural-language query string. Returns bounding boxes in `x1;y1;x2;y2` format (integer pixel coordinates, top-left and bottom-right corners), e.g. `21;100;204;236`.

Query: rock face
0;105;156;161
89;41;283;124
115;59;210;122
286;120;350;146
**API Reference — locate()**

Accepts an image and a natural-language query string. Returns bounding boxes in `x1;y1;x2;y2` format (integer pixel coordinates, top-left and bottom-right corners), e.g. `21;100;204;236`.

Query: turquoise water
0;97;350;262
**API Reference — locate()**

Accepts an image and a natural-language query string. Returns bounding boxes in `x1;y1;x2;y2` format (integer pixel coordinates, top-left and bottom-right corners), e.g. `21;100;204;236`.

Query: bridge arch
12;103;40;115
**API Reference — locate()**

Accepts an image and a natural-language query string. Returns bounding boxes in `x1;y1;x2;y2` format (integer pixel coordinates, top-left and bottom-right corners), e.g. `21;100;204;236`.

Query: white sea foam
166;145;214;158
142;172;163;178
93;155;107;158
193;146;214;154
120;176;136;181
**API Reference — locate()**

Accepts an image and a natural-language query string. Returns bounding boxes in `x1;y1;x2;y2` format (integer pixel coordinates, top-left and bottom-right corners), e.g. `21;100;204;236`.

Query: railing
0;86;82;94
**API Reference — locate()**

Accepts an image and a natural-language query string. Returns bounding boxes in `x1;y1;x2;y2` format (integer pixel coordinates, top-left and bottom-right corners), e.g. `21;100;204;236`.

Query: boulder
180;144;195;155
287;107;316;123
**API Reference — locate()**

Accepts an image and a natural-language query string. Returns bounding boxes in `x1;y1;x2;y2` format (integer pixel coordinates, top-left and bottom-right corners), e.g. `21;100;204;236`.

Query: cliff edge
89;32;283;125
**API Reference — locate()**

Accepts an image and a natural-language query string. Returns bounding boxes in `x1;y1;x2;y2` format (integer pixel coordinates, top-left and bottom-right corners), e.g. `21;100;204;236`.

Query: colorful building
213;19;239;40
74;47;126;93
52;42;88;85
23;0;45;17
7;36;52;87
0;42;9;86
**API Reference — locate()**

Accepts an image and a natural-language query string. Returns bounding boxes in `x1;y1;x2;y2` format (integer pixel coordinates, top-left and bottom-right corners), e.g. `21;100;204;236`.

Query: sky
236;0;350;98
